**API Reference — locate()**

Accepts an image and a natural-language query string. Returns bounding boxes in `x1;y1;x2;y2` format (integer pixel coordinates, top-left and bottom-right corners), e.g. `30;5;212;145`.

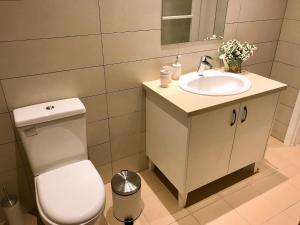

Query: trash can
111;170;142;223
0;187;24;225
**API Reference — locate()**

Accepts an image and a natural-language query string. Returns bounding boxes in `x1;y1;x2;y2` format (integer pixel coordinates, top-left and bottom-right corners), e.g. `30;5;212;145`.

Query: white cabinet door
186;103;240;192
228;93;279;173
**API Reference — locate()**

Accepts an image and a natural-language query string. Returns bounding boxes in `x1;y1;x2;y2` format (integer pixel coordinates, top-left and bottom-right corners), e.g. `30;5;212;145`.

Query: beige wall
0;0;286;220
270;0;300;141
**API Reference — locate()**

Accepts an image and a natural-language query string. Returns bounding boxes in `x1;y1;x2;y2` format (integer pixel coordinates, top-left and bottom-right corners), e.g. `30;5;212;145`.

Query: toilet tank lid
13;98;86;127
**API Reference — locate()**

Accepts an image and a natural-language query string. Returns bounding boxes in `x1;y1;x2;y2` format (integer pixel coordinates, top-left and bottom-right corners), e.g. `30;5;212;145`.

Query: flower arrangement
218;39;257;73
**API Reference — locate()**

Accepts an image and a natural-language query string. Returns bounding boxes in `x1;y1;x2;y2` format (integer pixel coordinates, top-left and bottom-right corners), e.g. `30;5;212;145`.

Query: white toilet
13;98;106;225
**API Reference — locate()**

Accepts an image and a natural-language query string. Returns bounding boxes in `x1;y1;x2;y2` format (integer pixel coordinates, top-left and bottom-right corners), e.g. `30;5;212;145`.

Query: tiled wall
270;0;300;141
0;0;286;220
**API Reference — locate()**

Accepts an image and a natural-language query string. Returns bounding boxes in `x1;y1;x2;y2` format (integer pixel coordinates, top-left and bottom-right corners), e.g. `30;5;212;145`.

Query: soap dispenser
172;55;182;80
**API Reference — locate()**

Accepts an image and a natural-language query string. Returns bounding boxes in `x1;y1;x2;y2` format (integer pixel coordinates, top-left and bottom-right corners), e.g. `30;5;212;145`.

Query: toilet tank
13;98;88;176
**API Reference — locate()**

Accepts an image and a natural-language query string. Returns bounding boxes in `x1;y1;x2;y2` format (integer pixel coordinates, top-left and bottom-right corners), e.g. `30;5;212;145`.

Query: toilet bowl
13;98;106;225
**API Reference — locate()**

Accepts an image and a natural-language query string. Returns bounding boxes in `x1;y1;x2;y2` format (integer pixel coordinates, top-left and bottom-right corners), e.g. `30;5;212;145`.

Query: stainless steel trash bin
111;170;142;222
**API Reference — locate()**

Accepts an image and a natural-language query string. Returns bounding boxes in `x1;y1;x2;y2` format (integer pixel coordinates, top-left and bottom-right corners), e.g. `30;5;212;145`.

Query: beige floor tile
169;215;200;225
192;199;233;225
202;210;248;225
223;185;261;209
187;194;221;213
288;174;300;190
142;189;189;225
233;195;281;225
139;170;166;197
262;212;295;225
250;172;287;194
265;148;292;170
278;165;300;178
267;137;287;149
218;180;249;198
284;201;300;223
260;182;300;212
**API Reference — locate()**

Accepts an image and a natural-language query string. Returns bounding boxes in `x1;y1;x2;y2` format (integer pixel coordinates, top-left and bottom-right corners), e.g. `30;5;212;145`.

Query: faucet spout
197;55;213;76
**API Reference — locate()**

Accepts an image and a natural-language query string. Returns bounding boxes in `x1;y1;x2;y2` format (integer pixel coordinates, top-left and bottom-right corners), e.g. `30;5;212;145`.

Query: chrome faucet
197;55;213;76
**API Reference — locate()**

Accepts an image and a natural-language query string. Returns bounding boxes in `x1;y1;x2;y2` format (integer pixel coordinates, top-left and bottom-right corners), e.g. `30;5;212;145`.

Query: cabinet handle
230;109;237;126
241;106;248;123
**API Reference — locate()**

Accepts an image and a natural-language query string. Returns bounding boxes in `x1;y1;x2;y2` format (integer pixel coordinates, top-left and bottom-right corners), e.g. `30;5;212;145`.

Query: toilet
13;98;106;225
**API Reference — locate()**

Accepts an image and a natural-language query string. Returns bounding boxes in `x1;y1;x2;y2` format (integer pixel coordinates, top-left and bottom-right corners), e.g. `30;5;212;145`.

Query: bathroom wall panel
107;88;145;118
271;62;300;89
81;94;108;123
0;0;100;41
99;0;160;33
243;42;277;66
0;113;15;144
111;132;146;161
243;62;273;78
236;20;282;44
272;121;288;141
0;142;17;173
0;35;103;79
275;104;293;126
102;30;178;64
275;42;300;68
226;0;242;23
285;0;300;20
105;56;174;92
280;20;300;45
112;152;148;175
239;0;287;22
279;87;299;108
87;119;110;147
88;142;111;167
0;85;8;113
109;111;146;139
96;163;113;184
1;67;106;110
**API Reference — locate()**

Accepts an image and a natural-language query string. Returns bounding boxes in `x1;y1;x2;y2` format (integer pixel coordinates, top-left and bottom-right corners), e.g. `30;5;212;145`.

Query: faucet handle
201;55;213;62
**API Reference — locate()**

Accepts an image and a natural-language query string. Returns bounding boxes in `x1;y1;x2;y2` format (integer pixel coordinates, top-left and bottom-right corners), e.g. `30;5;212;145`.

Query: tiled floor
7;137;300;225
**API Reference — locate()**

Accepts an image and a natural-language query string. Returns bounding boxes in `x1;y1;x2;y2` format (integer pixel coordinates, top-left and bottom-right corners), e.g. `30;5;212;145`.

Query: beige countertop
143;71;287;116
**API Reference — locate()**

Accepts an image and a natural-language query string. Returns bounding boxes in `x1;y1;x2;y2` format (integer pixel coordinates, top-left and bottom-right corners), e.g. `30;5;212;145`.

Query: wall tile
0;35;103;79
275;41;300;67
279;87;298;108
178;41;220;55
111;132;146;161
2;67;105;110
112;152;148;174
244;42;277;66
272;121;288;141
0;113;15;144
239;0;287;22
109;111;145;139
0;169;18;194
223;23;238;41
236;20;282;43
81;94;108;123
0;85;7;113
99;0;160;33
105;56;173;92
0;0;100;41
107;88;145;117
280;20;300;45
87;119;109;147
285;0;300;20
0;142;16;173
275;104;293;125
226;0;242;23
96;163;112;184
243;61;273;78
271;62;300;89
102;30;178;64
88;142;111;167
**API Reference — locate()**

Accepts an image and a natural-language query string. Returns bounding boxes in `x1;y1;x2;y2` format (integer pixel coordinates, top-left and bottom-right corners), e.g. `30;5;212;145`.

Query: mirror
161;0;229;45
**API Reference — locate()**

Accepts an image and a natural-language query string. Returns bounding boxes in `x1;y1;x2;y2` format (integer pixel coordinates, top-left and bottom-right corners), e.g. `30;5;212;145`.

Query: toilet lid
36;160;105;225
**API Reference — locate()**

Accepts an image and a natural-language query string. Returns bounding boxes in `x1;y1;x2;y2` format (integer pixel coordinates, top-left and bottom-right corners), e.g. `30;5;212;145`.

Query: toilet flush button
45;105;55;110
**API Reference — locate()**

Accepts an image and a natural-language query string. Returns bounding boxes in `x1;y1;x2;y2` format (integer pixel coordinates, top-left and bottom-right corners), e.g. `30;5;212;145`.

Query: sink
178;70;251;96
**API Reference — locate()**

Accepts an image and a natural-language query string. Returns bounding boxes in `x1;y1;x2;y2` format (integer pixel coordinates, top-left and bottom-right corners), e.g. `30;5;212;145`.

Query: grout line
0;33;101;43
273;60;300;70
226;18;283;25
279;39;300;47
102;28;160;35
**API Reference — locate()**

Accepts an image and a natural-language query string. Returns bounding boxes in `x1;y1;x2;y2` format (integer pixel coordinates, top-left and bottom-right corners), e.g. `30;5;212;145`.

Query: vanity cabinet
146;92;279;207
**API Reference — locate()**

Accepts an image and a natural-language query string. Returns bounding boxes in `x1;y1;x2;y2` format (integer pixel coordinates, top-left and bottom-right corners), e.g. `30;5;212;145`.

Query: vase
228;59;242;73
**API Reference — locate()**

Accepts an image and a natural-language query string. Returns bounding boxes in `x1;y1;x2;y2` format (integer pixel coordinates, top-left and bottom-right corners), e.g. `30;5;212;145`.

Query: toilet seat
35;160;105;225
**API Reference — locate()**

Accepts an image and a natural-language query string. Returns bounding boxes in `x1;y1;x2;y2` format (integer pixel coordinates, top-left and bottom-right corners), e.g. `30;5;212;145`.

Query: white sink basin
178;70;251;96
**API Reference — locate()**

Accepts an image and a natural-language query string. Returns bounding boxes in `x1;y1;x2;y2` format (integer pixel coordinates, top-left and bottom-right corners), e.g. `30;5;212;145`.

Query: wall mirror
161;0;229;45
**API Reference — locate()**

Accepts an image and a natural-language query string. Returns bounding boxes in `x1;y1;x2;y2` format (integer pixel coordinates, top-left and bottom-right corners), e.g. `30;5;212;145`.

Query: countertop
142;71;287;116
